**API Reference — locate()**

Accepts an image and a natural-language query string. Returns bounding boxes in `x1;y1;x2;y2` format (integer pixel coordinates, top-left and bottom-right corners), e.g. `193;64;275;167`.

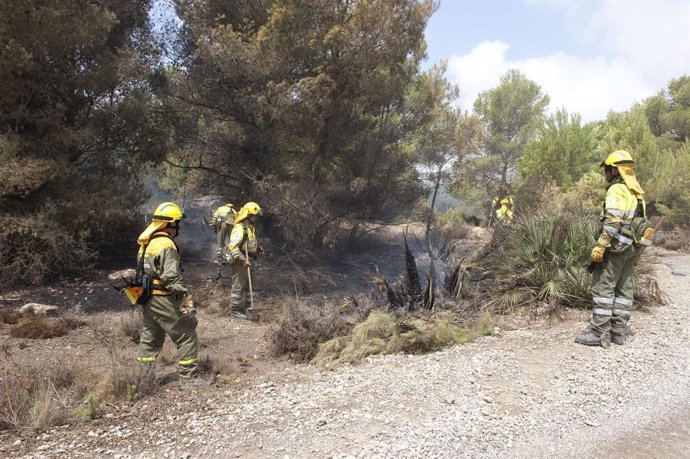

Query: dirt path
2;246;689;458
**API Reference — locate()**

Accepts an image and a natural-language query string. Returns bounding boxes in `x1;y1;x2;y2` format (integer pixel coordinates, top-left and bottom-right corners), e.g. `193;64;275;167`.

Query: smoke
140;173;217;262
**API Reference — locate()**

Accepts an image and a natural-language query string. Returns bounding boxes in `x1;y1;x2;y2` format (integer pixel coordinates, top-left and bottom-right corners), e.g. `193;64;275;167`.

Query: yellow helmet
153;202;185;222
243;202;261;216
601;150;634;167
234;201;262;223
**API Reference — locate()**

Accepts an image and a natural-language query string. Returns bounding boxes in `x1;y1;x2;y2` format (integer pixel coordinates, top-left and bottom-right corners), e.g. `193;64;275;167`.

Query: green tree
520;108;596;189
644;75;690;144
466;69;550;200
165;0;438;249
0;0;163;285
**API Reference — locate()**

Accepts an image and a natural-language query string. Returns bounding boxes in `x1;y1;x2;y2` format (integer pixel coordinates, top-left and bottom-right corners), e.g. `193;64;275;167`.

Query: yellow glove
591;244;606;263
639;227;655;246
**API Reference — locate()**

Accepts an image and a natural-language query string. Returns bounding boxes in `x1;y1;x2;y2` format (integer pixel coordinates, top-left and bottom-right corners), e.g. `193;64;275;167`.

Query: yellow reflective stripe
179;358;197;366
137;356;156;362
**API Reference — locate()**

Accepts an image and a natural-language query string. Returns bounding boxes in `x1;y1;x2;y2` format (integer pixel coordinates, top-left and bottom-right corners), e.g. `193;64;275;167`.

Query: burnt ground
0;223;488;452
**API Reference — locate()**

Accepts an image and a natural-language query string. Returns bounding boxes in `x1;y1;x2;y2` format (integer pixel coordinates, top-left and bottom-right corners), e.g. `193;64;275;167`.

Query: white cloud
447;41;654;122
445;1;690;122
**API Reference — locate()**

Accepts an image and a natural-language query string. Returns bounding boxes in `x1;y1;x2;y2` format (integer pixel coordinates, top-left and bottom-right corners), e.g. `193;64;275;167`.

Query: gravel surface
9;247;690;458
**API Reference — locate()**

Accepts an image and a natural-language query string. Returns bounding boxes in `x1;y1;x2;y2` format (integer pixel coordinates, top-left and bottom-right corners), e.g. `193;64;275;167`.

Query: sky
424;0;690;122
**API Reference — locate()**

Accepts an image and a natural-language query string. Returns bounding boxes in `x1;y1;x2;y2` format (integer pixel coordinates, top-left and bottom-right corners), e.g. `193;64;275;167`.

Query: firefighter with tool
225;201;262;319
210;202;236;262
492;193;514;226
575;150;655;347
132;202;203;389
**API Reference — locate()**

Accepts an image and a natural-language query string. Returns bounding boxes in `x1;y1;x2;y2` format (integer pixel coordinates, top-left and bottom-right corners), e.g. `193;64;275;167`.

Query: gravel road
12;247;690;458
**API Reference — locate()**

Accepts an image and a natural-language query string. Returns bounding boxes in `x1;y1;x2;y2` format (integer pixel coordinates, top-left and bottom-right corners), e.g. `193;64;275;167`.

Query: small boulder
19;303;59;317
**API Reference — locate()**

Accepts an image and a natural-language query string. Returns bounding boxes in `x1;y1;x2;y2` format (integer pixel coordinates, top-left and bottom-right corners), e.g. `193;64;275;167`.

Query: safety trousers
230;262;251;313
590;245;637;336
216;222;229;253
137;295;198;379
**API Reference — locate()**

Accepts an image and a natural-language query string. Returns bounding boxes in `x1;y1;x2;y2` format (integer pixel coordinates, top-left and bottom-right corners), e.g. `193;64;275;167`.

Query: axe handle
245;245;254;310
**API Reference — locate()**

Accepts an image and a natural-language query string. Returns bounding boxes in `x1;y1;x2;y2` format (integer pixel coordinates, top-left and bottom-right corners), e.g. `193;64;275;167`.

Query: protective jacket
211;204;235;231
493;195;514;225
598;178;644;253
138;231;188;294
227;221;257;262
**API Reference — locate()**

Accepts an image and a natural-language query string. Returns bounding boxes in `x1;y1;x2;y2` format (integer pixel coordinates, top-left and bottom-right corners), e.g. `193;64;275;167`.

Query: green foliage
74;393;102;422
468;69;550;191
520;108;597;189
165;0;437;250
489;211;597;311
644;75;690;143
0;0;166;285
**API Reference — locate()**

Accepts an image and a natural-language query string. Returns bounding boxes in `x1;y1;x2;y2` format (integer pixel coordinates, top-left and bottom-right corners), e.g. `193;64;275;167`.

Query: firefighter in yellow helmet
136;202;202;389
209;202;236;263
575;150;652;347
225;202;262;319
492;188;514;226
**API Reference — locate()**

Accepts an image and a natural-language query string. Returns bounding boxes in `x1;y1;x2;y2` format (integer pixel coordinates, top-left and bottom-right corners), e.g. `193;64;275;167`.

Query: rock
19;303;59;317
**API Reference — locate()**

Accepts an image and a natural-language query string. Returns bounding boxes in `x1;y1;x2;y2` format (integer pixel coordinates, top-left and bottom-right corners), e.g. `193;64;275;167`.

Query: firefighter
210;202;236;262
136;202;201;389
575;150;648;347
225;201;262;319
492;191;514;226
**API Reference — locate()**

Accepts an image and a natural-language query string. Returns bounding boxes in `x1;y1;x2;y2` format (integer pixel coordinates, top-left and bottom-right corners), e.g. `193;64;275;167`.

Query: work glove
180;292;194;314
223;252;232;265
639;227;655;246
591;230;613;263
590;244;606;263
256;245;264;255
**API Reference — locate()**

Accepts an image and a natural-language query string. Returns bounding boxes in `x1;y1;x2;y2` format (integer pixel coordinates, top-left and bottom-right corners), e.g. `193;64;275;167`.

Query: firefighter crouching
225;201;262;319
136;202;202;389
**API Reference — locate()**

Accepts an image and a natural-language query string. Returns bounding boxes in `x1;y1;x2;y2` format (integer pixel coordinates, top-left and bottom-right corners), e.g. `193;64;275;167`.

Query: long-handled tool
245;245;254;311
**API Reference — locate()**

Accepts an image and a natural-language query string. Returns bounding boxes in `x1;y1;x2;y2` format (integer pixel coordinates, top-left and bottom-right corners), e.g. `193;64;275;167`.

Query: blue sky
424;0;690;122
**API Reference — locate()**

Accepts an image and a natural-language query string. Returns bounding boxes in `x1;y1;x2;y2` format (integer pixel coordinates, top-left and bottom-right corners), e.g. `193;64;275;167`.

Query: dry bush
0;309;21;325
9;316;85;339
268;297;353;363
0;360;77;430
116;310;142;344
311;310;495;366
0;215;95;287
664;225;690;252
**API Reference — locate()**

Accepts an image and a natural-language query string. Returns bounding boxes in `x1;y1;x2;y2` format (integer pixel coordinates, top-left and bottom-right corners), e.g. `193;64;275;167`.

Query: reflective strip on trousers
614;297;633;306
593;308;613;316
179;357;197;366
231;292;242;306
612;308;632;317
593;296;614;305
137;356;156;362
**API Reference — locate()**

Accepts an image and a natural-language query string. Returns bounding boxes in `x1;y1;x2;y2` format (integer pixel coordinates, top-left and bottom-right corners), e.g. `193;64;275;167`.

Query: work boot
231;310;248;320
611;333;625;345
575;329;610;348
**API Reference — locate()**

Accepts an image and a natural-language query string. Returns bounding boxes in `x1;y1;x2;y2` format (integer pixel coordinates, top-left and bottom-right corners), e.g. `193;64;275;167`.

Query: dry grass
311;310;495;367
9;315;85;339
0;359;77;430
115;310;142;344
268;297;354;363
664;225;690;252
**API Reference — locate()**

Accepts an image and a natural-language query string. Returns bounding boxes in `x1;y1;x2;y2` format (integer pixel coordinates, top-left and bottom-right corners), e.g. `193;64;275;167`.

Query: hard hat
226;202;234;208
601;150;634;167
153;202;185;222
243;202;261;216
